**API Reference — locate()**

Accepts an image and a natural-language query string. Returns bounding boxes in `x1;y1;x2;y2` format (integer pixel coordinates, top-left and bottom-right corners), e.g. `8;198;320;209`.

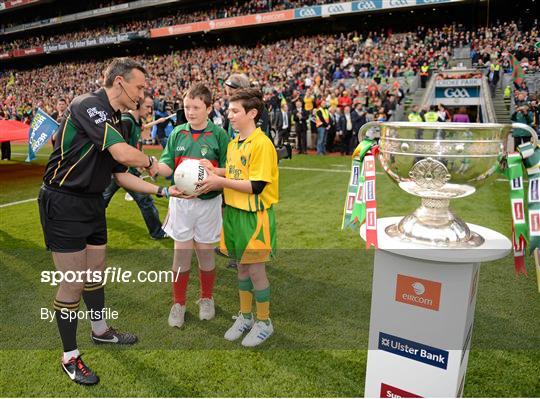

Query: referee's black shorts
38;185;107;252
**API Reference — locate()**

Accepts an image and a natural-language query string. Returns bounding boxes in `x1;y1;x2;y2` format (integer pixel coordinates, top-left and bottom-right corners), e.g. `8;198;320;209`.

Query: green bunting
341;139;376;230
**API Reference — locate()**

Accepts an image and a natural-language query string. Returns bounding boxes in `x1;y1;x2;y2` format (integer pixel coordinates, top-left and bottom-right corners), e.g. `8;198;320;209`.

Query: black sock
82;283;108;335
53;299;80;352
82;283;105;321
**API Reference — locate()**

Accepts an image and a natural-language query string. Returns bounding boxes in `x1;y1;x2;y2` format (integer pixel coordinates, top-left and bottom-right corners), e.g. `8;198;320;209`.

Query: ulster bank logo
395;274;441;311
379;332;449;369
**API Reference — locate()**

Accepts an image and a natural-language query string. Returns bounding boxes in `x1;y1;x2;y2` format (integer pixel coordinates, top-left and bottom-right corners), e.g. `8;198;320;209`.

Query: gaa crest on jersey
241;155;247;166
201;145;208;156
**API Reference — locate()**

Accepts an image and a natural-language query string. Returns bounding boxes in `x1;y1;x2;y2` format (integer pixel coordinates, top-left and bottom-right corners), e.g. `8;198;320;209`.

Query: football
173;159;208;196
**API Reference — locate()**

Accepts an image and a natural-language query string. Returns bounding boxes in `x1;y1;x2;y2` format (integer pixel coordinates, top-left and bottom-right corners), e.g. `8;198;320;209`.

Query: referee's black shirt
43;88;128;194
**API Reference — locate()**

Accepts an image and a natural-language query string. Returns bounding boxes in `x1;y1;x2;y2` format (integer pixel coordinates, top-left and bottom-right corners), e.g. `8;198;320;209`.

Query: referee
38;58;179;386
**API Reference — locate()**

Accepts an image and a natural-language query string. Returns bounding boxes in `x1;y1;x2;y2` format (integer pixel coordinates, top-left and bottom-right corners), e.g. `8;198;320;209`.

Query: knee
247;267;262;284
237;264;250;279
57;281;85;301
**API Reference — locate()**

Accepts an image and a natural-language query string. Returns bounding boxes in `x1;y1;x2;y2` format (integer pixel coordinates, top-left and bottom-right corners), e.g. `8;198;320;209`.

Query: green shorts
220;205;276;264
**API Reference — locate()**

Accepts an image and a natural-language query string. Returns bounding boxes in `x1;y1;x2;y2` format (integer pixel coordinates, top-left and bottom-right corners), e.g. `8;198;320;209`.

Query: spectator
408;105;423;122
437;104;451;122
315;100;330;155
326;106;339;153
511;105;534;147
424;106;439;123
339;105;354;155
292;99;308;154
209;100;225;128
452;107;471;123
275;102;291;147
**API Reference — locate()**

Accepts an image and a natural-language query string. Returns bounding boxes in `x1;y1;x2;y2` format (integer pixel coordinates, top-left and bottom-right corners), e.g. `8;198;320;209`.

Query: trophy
358;121;538;247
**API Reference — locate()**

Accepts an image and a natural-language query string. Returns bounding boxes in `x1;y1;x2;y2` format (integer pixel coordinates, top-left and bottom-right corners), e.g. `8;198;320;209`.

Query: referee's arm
108;142;153;168
113;171;161;195
71;99;155;170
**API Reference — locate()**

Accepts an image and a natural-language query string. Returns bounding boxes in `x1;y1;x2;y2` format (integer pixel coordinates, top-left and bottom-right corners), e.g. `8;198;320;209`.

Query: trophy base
385;198;485;248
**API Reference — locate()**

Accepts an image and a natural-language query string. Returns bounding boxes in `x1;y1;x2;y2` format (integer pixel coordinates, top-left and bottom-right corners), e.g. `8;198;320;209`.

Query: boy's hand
199;159;215;174
169;185;197;199
196;174;223;195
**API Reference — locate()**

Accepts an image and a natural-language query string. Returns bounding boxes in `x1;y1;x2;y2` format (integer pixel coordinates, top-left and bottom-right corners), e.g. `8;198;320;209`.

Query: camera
268;127;292;161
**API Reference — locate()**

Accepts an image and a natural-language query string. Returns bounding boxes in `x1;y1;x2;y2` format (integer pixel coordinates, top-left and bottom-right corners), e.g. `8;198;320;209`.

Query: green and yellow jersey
224;127;279;211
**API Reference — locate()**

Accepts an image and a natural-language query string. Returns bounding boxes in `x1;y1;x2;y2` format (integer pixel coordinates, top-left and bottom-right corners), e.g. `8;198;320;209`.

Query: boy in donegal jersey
197;88;278;347
156;83;229;328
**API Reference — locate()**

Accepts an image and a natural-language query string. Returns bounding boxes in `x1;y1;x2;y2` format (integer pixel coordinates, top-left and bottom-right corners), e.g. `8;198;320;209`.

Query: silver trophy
358;121;538;247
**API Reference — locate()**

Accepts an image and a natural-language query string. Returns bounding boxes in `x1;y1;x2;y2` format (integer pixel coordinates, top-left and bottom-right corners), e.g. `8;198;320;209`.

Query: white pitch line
0;198;36;208
11;152;49;158
280;166;350;173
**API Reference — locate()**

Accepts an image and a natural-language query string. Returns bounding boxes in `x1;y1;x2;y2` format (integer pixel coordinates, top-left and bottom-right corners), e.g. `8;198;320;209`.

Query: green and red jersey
159;120;229;200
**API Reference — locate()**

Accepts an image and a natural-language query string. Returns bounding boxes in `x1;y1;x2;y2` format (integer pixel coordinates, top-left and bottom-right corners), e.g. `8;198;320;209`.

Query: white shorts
162;195;222;243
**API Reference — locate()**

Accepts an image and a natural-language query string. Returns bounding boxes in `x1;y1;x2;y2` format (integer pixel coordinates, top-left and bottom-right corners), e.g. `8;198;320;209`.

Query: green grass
0;144;539;397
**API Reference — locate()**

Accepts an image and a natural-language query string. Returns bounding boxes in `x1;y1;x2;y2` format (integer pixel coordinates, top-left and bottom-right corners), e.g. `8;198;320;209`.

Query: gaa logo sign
353;0;379;11
389;0;412;6
328;4;346;13
297;7;318;17
443;88;471;98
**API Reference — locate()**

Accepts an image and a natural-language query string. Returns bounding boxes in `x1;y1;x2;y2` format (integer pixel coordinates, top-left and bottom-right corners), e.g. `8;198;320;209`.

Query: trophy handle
357;121;381;141
511;123;538;147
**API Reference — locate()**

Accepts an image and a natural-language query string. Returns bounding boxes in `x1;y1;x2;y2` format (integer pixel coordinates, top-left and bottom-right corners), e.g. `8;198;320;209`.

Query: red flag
0;120;29;142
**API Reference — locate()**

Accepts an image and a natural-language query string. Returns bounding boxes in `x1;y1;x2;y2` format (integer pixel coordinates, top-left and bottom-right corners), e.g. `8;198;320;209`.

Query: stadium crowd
1;25;457;151
1;16;538;153
0;0;344;52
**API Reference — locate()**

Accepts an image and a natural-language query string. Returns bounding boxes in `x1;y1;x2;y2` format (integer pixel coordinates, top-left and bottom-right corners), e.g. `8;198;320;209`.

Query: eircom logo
443;88;471;98
395;274;441;311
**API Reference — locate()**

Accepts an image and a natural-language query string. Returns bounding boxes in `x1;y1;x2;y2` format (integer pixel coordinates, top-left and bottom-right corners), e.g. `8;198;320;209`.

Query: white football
173;159;208;196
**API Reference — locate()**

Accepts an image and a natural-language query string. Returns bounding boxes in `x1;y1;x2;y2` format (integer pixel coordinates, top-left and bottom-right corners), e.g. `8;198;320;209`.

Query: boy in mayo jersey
157;83;229;329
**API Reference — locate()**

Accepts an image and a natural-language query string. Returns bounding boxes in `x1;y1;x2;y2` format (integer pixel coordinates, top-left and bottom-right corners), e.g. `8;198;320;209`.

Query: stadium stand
0;0;538;152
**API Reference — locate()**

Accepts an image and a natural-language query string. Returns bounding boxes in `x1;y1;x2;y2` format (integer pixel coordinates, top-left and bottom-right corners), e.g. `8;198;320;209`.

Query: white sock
91;319;108;336
63;349;80;364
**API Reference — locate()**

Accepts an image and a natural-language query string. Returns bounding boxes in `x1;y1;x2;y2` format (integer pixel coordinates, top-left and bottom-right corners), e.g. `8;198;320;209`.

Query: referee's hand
146;156;159;177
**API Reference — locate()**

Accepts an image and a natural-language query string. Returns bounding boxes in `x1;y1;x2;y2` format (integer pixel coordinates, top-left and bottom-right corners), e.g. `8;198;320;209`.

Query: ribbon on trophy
341;139;379;249
502;152;529;275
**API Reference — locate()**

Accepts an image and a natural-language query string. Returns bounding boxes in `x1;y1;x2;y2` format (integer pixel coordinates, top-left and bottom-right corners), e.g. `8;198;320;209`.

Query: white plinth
362;217;511;398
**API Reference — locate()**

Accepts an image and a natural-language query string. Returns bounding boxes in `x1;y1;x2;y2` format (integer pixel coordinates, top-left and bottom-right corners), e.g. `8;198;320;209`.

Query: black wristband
156;186;164;198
